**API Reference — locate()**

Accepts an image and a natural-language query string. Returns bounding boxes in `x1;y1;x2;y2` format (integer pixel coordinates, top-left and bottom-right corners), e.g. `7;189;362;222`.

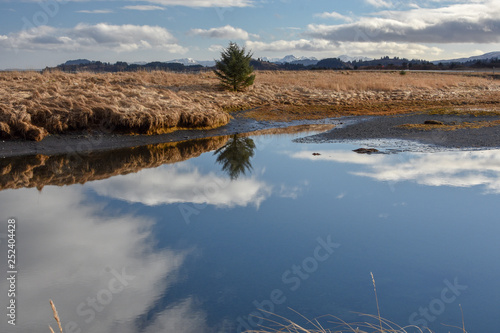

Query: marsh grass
397;120;500;131
247;273;468;333
1;70;498;141
44;274;469;333
49;300;63;333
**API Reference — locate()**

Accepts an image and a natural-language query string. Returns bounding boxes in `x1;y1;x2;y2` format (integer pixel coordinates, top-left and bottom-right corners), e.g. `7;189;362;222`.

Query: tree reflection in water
214;134;256;180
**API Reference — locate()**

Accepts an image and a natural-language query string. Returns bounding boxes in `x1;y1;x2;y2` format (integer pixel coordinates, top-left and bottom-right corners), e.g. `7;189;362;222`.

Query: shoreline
298;112;500;148
2;70;500;157
3;110;500;158
0;112;341;158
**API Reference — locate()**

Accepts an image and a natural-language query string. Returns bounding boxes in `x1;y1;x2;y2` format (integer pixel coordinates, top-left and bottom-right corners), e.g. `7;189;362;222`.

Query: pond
1;129;499;333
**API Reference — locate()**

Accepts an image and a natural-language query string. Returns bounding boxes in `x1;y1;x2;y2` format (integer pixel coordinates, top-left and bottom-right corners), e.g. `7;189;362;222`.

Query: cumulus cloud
246;38;334;52
4;0;254;7
246;39;442;57
366;0;393;8
143;0;254;6
190;25;257;40
315;11;353;22
0;23;187;53
122;5;166;11
209;44;224;52
76;9;113;14
307;1;500;43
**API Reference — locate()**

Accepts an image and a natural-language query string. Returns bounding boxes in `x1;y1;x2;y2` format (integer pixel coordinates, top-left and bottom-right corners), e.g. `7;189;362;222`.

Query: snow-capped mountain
261;55;319;66
433;51;500;64
260;54;374;65
167;58;200;65
166;58;215;67
338;55;373;62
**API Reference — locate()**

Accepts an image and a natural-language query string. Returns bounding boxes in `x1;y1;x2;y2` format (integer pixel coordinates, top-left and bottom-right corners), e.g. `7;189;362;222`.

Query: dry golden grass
49;300;63;333
255;70;491;92
0;71;232;141
1;70;499;141
398;120;500;131
248;273;467;333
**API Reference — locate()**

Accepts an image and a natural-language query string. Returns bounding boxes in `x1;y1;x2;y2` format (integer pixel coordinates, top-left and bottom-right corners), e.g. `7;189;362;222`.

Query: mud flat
298;112;500;148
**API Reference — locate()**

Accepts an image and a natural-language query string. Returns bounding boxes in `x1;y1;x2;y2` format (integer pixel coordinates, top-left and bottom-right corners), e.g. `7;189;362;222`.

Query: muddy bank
0;114;340;158
298;113;500;148
3;111;500;159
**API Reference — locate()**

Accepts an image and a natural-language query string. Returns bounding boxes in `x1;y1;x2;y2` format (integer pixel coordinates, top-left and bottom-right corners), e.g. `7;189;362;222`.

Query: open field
1;70;499;141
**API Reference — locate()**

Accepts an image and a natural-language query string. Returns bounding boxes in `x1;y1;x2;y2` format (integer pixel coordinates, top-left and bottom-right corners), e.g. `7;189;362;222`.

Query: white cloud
2;0;254;7
246;39;442;57
0;23;187;53
307;1;500;44
190;25;257;40
246;38;334;52
76;9;113;14
209;44;224;52
122;5;166;11
315;11;353;22
366;0;393;8
89;164;273;208
144;0;253;6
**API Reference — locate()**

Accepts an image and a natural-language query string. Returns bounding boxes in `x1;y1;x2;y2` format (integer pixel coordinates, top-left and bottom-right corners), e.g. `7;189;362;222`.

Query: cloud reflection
89;163;272;208
0;186;209;333
290;149;500;193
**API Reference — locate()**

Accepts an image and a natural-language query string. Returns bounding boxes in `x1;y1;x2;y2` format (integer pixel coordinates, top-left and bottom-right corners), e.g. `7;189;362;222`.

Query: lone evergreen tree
214;42;255;92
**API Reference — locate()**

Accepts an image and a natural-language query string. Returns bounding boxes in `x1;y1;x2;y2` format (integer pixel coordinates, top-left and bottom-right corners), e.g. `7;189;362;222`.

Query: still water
1;130;499;333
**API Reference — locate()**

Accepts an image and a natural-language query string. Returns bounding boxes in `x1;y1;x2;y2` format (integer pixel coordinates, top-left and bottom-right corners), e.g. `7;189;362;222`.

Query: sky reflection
290;149;500;193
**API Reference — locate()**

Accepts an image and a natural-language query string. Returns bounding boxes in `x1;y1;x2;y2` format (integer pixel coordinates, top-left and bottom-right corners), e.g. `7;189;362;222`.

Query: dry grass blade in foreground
246;310;434;333
49;299;63;333
246;273;468;333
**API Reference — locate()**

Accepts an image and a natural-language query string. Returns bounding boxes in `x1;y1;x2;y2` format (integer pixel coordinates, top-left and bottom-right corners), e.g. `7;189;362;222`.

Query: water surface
1;132;499;333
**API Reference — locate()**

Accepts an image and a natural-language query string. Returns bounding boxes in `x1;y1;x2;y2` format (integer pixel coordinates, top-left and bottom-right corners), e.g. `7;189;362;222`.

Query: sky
0;0;499;69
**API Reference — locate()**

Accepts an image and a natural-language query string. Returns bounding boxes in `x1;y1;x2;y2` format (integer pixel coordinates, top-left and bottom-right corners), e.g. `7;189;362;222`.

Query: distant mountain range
260;54;372;66
60;52;499;69
153;54;373;68
52;51;500;73
261;55;319;66
432;51;500;64
166;58;216;67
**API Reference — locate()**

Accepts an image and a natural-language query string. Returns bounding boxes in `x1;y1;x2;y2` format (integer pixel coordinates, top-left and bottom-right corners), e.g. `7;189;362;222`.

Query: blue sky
1;0;499;69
